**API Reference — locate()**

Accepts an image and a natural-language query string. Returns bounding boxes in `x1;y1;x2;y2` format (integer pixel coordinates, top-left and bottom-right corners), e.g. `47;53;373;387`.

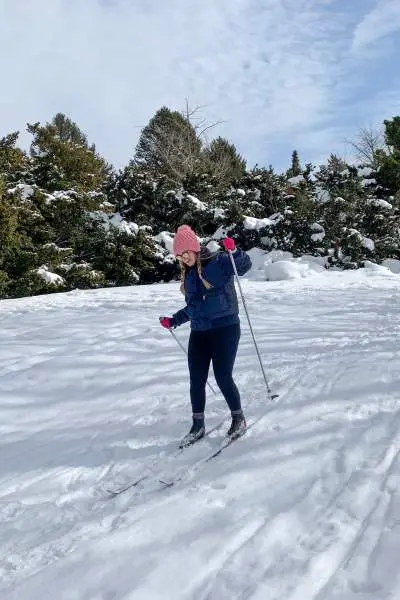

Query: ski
158;415;264;488
105;416;227;497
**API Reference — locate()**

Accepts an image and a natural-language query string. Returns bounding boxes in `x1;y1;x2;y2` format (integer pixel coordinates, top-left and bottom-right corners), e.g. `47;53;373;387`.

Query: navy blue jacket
172;249;252;331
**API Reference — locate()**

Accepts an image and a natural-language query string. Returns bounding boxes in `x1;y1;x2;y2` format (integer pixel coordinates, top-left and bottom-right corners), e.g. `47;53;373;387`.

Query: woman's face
177;250;197;267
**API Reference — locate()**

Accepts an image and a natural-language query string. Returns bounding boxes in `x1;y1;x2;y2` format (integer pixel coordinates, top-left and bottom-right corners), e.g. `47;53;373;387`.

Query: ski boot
226;410;247;440
179;415;205;448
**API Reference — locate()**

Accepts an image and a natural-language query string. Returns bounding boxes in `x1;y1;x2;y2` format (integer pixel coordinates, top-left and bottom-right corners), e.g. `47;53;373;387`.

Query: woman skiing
159;224;252;447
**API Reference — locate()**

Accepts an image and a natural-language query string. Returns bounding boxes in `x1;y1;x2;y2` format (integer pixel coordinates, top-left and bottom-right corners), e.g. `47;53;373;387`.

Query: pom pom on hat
173;225;200;256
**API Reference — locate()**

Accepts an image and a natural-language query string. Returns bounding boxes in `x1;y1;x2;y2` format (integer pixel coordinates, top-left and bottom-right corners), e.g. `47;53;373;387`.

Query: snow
92;212;140;236
311;232;325;242
59;262;91;271
311;225;326;243
213;225;232;240
264;258;325;281
287;174;304;186
99;200;115;210
213;208;226;219
315;185;330;204
43;191;75;204
36;265;65;285
1;264;400;600
362;237;375;252
243;216;273;230
357;166;373;177
361;178;377;187
206;240;222;254
174;190;184;202
153;231;174;254
7;183;35;201
382;258;400;274
109;213;139;236
186;194;207;211
367;198;393;210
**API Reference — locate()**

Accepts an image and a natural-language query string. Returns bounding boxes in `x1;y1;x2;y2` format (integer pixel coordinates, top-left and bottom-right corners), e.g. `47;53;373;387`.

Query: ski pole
228;250;278;401
167;327;218;396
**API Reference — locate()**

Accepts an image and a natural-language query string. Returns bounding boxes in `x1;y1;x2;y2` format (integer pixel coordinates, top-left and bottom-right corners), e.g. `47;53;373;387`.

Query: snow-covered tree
27;113;111;192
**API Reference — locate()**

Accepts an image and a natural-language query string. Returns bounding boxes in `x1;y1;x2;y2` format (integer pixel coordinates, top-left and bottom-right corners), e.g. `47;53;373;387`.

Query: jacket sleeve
172;306;190;327
218;249;252;277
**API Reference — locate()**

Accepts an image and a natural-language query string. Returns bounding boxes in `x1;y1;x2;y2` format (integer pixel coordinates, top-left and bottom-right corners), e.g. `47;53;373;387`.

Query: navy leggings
188;323;242;414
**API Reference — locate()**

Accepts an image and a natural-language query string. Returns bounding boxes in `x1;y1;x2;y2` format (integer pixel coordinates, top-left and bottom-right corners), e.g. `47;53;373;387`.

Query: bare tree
346;126;384;169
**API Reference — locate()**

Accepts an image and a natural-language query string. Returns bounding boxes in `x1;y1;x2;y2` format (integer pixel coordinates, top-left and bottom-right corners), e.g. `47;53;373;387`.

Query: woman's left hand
222;237;236;252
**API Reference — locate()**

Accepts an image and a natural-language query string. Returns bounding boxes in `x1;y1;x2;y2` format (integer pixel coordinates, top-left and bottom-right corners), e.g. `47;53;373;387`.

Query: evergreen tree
287;150;302;178
315;155;362;201
202;137;246;186
134;106;202;184
377;117;400;196
384;116;400;151
0;132;30;184
28;113;111;192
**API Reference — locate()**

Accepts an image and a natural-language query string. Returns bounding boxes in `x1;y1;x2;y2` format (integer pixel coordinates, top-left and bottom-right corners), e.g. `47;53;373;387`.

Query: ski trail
193;400;400;600
0;348;310;588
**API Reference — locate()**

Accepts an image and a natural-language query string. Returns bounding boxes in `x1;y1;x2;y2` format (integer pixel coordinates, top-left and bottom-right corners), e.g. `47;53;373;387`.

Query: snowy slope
0;268;399;600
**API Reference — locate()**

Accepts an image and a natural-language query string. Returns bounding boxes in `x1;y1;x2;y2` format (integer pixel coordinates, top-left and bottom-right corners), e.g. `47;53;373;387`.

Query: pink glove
159;316;173;329
222;237;236;252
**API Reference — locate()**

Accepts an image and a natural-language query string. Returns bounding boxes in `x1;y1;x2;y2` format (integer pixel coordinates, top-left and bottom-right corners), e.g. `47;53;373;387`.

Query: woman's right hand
159;316;173;329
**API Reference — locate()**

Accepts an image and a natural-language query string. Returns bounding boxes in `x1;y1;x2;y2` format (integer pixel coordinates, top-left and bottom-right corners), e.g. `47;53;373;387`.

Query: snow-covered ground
1;265;399;600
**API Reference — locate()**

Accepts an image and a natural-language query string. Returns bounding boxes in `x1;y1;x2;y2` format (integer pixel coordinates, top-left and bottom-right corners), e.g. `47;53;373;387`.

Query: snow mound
362;261;398;277
247;249;326;282
265;260;324;281
382;258;400;274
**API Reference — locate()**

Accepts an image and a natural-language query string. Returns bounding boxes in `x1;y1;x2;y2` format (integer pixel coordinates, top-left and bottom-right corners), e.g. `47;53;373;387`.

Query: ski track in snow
0;273;399;600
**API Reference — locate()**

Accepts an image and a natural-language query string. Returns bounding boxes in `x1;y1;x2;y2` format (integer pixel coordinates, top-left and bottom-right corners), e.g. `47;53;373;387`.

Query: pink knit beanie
173;225;200;256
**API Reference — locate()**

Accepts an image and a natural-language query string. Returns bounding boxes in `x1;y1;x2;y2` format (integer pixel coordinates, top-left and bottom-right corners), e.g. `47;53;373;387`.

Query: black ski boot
179;415;205;448
227;411;247;440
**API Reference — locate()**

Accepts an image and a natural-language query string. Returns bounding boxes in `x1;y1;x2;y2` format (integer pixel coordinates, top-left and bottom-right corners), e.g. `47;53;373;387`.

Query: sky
1;0;400;172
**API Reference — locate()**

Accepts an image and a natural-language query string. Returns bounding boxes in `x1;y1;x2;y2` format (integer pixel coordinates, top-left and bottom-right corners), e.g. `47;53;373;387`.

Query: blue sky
1;0;400;172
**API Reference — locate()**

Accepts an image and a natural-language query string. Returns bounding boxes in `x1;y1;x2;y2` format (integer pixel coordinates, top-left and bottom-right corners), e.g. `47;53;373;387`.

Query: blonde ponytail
179;262;187;295
196;254;212;290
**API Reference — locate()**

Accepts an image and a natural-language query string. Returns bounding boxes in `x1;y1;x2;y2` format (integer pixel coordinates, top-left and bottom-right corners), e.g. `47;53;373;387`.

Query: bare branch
346;125;385;168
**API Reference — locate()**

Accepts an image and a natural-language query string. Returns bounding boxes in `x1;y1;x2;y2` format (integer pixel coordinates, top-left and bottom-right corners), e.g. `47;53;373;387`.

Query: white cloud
352;0;400;50
0;0;397;172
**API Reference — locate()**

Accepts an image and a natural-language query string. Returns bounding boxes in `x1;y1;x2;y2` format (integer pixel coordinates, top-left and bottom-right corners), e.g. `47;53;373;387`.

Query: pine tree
28;113;111;192
0;132;30;184
287;150;302;178
202;137;246;186
377;117;400;196
134;106;202;184
315;155;362;200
